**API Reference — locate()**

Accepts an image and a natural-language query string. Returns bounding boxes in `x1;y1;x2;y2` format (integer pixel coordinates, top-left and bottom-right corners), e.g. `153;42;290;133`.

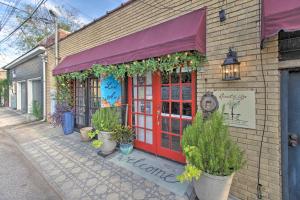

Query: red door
128;69;196;163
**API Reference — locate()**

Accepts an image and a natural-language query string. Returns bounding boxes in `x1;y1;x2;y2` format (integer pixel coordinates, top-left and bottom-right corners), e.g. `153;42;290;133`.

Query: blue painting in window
101;75;121;107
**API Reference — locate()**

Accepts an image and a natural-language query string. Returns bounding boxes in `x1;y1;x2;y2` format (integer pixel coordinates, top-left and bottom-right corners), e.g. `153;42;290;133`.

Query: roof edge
47;0;137;48
3;46;45;70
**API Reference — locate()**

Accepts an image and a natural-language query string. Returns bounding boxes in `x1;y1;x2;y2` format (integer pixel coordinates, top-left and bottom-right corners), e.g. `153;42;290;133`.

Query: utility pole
49;10;58;66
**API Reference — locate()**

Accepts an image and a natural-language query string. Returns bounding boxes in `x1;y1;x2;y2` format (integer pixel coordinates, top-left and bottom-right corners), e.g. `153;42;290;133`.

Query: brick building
45;0;300;199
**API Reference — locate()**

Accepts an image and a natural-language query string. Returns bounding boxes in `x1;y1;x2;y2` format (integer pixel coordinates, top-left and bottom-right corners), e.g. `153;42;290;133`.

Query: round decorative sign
200;92;219;112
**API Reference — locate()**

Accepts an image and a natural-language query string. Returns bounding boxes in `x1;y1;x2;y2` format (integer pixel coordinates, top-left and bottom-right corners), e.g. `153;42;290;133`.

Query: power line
0;0;21;31
0;0;27;15
0;0;47;45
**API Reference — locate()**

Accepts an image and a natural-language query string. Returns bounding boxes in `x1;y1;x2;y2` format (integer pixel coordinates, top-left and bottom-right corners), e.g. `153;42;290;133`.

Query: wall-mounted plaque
200;92;219;113
214;91;256;129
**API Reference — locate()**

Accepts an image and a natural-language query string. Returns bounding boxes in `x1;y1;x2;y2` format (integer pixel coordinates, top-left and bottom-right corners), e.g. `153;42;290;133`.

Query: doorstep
12;122;239;200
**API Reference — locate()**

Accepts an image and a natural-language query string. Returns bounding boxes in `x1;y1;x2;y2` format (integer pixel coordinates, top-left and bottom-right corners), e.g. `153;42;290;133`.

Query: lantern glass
222;48;240;81
222;63;240;81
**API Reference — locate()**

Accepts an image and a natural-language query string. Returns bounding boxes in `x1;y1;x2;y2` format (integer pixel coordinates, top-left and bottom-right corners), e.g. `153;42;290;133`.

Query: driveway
0;108;61;200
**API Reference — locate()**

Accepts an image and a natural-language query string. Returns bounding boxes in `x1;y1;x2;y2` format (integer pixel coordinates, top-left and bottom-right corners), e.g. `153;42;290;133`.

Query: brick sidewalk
9;123;195;200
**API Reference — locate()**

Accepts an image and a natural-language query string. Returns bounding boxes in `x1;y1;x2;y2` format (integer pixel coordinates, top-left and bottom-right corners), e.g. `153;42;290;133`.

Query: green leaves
56;51;206;81
179;110;245;182
177;164;202;183
92;139;103;149
91;108;120;132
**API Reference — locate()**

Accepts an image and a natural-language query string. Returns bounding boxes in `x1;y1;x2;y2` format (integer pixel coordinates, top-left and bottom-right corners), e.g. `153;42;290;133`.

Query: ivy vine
56;51;206;81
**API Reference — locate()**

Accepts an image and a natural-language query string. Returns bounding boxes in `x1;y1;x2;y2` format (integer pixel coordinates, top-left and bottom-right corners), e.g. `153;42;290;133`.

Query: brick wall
46;0;281;199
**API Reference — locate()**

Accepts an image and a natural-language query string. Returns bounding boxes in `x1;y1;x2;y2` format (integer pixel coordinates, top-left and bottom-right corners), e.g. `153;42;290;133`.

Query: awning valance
262;0;300;40
53;8;206;75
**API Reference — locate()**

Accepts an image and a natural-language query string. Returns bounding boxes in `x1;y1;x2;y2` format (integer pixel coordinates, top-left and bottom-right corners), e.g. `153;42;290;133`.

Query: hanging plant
55;51;206;83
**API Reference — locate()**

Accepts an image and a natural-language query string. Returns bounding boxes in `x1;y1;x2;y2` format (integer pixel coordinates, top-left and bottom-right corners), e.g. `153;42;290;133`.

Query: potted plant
80;127;93;142
177;110;245;200
50;103;74;135
89;107;120;155
111;125;135;155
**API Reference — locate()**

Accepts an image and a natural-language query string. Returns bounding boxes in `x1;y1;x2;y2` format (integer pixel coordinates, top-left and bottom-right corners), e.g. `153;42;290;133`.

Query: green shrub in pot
89;107;120;155
111;125;135;155
177;110;245;200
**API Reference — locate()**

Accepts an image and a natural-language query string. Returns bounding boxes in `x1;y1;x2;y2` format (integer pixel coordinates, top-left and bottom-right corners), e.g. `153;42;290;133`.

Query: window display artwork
100;75;122;107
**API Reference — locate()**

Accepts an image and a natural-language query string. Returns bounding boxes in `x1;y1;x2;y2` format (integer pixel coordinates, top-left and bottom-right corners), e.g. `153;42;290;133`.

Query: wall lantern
222;48;240;81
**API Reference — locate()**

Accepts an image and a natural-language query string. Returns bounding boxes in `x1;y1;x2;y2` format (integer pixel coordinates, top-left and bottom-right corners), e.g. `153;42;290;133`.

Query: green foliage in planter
91;107;120;132
177;110;245;182
32;100;42;119
111;125;135;144
87;129;103;148
0;79;9;104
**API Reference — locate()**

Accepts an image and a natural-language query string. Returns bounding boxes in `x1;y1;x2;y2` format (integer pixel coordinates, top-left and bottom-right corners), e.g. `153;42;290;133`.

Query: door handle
288;134;298;147
157;110;161;126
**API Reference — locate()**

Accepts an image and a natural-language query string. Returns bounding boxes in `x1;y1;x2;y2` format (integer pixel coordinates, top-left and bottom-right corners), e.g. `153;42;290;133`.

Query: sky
0;0;127;67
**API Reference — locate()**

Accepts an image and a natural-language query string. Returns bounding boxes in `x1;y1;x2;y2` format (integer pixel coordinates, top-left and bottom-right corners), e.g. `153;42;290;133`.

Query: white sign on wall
214;91;256;129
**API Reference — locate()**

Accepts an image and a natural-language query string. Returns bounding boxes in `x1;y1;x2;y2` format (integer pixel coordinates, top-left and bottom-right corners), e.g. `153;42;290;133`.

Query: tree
14;3;84;51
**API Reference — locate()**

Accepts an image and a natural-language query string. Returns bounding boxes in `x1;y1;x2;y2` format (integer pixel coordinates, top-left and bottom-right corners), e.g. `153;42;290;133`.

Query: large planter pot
120;143;133;155
193;172;234;200
98;131;116;155
62;112;74;135
80;127;93;142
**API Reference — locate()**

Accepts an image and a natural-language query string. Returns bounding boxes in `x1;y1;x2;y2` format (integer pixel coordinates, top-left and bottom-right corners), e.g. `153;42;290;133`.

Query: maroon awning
53;7;206;75
262;0;300;40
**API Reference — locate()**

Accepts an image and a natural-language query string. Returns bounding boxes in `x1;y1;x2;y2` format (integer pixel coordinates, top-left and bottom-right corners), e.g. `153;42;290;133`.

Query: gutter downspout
41;52;47;121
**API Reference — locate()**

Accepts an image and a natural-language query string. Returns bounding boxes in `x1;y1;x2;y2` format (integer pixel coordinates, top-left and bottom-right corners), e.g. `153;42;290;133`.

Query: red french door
128;69;196;163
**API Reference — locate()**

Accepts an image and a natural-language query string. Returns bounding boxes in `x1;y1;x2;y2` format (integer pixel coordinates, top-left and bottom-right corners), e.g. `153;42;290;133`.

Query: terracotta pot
98;131;116;155
193;172;234;200
80;127;93;142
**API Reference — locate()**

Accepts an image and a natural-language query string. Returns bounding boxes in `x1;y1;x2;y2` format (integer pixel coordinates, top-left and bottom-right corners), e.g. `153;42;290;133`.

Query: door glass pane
134;100;138;112
182;86;192;100
182;103;192;117
146;116;152;129
137;76;145;85
138;101;145;113
146;130;153;144
171;72;179;83
137;128;145;142
171;136;181;152
162;117;169;132
162;102;169;114
146;72;152;85
171;86;180;100
145;101;152;114
137;114;144;127
134;87;138;98
161;133;169;148
146;87;152;100
161;73;169;84
161;86;169;100
138;87;144;99
171;118;180;134
171;102;180;115
133;77;137;85
181;72;191;83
